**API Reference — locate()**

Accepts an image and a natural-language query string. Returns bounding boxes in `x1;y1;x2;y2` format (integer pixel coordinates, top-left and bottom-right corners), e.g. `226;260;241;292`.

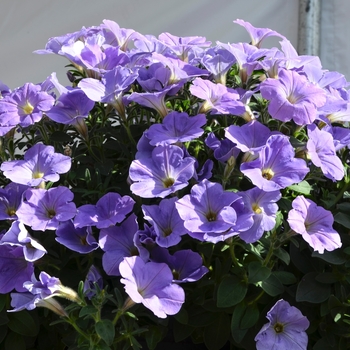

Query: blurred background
0;0;347;89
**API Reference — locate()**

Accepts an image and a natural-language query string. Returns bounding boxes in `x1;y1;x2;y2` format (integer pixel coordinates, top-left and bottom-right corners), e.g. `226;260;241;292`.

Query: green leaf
288;181;312;195
273;271;297;285
273;247;290;265
204;313;230;350
173;307;188;324
261;273;284;296
173;320;194;342
0;294;7;312
0;309;9;325
312;249;347;265
296;272;331;303
187;307;216;327
7;310;39;336
231;303;248;343
315;272;339;284
79;305;98;317
4;331;26;350
217;275;247;308
240;304;259;329
145;325;164;350
95;319;115;346
334;212;350;229
0;325;7;344
247;261;271;284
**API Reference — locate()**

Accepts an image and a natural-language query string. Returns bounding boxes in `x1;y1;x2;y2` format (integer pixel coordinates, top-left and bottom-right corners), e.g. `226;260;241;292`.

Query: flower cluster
0;18;349;350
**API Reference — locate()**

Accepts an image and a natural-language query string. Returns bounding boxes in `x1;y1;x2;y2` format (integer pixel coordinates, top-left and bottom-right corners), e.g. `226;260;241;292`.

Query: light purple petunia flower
205;133;240;162
287;195;341;254
133;224;157;257
238;188;281;243
0;82;55;134
1;144;71;187
151;248;208;283
9;271;79;315
129;144;196;198
190;77;245;115
151;52;209;85
16;187;77;231
306;124;344;181
0;221;47;262
225;120;274;158
9;291;67;316
46;87;95;125
234;19;285;48
240;134;309;192
201;47;236;85
78;66;138;116
260;68;326;126
158;32;211;62
0;241;34;293
55;220;99;254
255;299;309;350
142;197;186;248
74;192;135;229
127;88;172;118
119;256;185;318
83;265;103;300
0;183;29;221
99;214;144;276
146;111;206;146
175;179;242;243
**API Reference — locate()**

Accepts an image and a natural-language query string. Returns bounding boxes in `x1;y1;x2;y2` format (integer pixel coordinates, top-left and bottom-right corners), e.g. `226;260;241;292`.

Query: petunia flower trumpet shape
306;123;344;181
16;187;77;231
74;192;135;229
287;195;341;253
255;299;309;350
9;271;81;315
119;256;185;318
260;68;326;126
129;144;196;198
175;179;244;243
240;134;309;192
0;220;47;262
1;144;71;187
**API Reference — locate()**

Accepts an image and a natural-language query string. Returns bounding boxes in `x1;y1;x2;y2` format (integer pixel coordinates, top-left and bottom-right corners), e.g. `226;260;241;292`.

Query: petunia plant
0;17;349;350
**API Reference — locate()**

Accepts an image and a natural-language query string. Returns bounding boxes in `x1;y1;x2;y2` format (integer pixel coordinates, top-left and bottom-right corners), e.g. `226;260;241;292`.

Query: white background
0;0;347;89
0;0;299;88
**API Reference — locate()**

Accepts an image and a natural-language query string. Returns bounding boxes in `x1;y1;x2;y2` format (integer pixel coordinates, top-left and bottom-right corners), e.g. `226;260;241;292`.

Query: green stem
330;181;350;209
66;317;91;341
229;242;241;268
262;230;278;267
247;290;265;306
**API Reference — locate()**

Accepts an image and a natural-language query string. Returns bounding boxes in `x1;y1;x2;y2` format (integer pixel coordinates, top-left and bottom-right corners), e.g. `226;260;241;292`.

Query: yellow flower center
6;207;16;217
22;101;34;115
32;171;44;179
252;203;262;214
273;322;284;333
162;177;175;188
262;168;274;180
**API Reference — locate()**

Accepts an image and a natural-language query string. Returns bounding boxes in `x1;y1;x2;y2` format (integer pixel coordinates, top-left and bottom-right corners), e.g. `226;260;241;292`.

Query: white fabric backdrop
1;0;348;88
0;0;300;89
